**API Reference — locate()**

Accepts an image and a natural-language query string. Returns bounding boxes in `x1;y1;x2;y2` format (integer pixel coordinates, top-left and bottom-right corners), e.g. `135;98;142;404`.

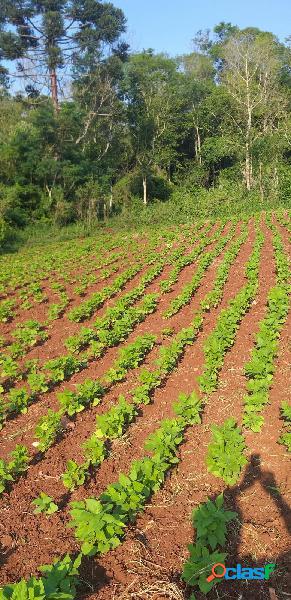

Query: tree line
0;1;290;241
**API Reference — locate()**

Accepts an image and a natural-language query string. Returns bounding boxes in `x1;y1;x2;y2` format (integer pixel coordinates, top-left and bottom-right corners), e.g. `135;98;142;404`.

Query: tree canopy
0;7;290;242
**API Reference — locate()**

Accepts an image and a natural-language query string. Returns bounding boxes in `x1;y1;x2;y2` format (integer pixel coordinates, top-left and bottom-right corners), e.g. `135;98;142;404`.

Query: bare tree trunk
245;139;252;191
259;162;264;200
88;198;92;227
245;57;253;191
245;146;250;190
274;161;279;193
142;175;147;206
195;126;202;164
45;185;52;200
109;184;113;212
50;69;59;112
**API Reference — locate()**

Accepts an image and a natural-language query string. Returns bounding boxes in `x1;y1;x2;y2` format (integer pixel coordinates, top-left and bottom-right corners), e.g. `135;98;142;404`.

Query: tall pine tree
0;0;127;110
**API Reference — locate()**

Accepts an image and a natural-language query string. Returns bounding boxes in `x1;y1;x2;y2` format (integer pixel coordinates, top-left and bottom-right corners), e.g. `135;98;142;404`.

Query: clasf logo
207;562;276;582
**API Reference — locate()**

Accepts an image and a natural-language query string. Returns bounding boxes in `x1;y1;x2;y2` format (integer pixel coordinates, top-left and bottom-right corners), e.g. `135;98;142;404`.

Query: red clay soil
0;219;244;578
0;226;175;341
0;237;113;302
0;221;235;495
0;238;146;343
83;219;289;600
0;230;172;387
0;259;173;457
0;219;289;600
0;222;219;457
0;224;195;353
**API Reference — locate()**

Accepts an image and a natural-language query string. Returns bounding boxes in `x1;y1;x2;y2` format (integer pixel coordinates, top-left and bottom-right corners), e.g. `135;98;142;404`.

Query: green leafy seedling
32;492;58;515
182;543;227;595
193;493;237;550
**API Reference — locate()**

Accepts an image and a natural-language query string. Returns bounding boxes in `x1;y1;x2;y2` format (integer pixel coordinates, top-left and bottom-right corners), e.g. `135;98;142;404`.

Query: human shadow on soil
208;453;291;600
40;452;288;600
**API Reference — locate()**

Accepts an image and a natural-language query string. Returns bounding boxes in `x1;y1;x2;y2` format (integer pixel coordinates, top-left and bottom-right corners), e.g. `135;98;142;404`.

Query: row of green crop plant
182;493;237;596
4;216;288;598
67;264;145;322
242;222;290;431
207;418;247;484
0;223;223;404
0;554;82;600
159;222;214;293
4;219;249;492
0;220;177;308
0;219;262;595
1;320;48;359
200;222;248;311
0;294;158;430
58;223;251;492
60;318;203;492
0;299;16;324
46;283;70;322
198;222;264;394
163;221;238;318
0;334;159;495
0;445;30;495
0;247;144;349
278;401;291;452
275;210;291;234
0;247;167;417
0;245;162;390
0;231;119;297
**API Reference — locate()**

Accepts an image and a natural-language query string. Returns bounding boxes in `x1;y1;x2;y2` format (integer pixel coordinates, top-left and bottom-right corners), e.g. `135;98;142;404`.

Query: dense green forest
0;0;291;246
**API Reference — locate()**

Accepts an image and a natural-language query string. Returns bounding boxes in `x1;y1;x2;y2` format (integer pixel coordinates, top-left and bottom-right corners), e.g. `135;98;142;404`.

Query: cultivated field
0;211;290;600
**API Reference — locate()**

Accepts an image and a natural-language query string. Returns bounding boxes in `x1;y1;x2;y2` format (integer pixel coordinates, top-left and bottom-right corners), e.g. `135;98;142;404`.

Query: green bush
2;183;40;224
112;171;172;212
0;216;8;249
130;173;171;201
